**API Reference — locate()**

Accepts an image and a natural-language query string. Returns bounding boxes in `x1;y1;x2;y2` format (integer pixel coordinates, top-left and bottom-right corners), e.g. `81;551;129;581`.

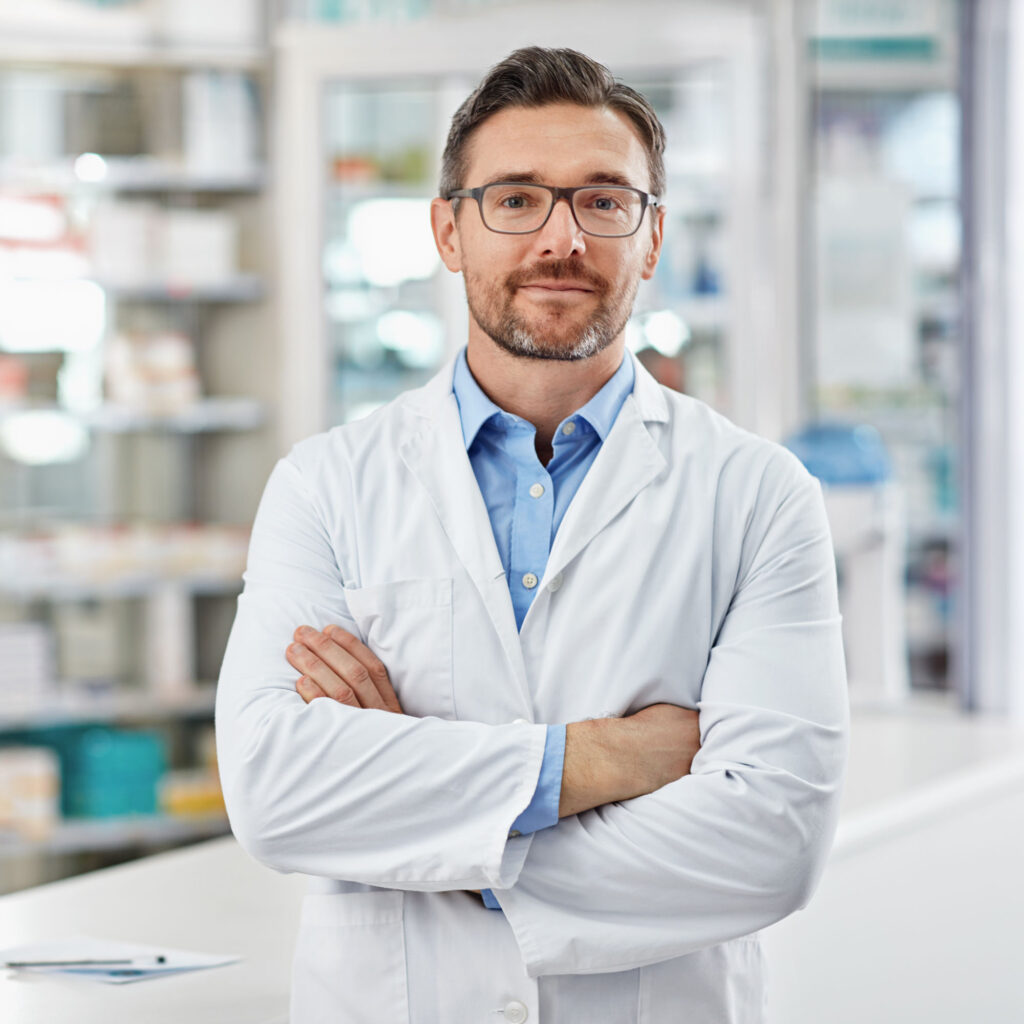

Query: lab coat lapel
399;364;531;702
543;355;670;585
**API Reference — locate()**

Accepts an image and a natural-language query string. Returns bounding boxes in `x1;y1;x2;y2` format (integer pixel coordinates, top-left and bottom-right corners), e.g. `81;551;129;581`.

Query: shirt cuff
509;723;566;836
481;725;565;912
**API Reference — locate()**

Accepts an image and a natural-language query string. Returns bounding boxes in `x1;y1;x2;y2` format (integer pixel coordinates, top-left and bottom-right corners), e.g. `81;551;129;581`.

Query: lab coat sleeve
215;451;547;890
494;461;850;976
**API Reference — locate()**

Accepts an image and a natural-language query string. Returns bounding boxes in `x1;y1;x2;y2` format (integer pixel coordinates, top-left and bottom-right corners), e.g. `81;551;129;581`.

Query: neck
465;333;625;456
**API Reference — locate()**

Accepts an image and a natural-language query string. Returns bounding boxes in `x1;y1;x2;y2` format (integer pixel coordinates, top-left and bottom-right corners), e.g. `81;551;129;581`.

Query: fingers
296;676;331;704
287;625;403;714
322;625;404;713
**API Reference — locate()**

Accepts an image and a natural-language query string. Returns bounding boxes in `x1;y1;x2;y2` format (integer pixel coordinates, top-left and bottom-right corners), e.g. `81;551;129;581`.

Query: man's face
431;103;664;362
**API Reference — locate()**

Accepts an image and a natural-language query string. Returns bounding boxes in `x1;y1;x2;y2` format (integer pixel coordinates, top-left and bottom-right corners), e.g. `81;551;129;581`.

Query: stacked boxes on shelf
2;726;165;820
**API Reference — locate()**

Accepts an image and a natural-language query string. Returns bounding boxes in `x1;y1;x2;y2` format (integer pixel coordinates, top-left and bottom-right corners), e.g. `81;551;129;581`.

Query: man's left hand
287;625;404;713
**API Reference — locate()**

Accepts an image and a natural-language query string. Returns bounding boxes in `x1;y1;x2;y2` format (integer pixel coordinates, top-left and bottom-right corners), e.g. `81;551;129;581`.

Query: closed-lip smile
519;280;594;292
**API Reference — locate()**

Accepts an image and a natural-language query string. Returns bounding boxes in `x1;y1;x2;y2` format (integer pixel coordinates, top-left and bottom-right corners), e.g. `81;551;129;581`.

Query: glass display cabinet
272;1;792;449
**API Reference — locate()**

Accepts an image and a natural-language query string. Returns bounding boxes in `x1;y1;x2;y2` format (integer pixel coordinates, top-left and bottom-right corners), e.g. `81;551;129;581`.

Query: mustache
506;260;608;291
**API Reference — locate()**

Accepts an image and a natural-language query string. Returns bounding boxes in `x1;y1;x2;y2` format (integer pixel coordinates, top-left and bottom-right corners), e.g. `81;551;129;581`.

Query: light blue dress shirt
451;346;636;909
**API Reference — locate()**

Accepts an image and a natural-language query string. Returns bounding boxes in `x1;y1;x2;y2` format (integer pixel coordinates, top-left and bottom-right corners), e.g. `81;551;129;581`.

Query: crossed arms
286;623;702;820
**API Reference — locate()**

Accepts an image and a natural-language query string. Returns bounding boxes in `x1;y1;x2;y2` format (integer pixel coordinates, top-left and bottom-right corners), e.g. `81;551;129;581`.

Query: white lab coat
215;352;849;1024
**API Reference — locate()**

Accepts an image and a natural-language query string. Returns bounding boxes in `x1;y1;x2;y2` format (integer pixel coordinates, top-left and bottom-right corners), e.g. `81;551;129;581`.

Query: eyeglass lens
480;184;643;236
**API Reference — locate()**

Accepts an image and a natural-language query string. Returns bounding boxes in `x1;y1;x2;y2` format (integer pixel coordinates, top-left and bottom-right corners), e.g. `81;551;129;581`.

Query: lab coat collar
400;348;669;682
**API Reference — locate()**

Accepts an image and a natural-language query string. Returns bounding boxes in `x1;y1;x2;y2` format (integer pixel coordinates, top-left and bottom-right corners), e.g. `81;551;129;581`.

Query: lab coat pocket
290;890;410;1024
344;577;455;719
638;937;766;1024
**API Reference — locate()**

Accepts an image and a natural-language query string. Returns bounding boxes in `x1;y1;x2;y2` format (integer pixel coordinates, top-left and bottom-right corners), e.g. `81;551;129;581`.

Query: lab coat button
512;718;528;725
522;572;538;589
547;572;563;592
504;1001;528;1023
529;482;544;498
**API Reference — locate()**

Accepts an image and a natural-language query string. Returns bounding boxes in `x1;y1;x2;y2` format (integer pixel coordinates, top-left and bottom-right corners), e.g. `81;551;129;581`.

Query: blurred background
0;0;1022;1018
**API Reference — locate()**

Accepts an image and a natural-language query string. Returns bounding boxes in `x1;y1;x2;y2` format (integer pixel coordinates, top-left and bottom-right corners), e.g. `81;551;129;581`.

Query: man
216;46;848;1024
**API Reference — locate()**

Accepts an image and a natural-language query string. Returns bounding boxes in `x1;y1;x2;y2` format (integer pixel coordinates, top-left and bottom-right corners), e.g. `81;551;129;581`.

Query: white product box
182;70;261;175
89;200;158;286
158;208;238;286
152;0;262;47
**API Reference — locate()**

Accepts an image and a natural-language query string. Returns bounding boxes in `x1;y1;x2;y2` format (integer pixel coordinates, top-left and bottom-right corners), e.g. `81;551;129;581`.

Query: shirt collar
451;345;635;450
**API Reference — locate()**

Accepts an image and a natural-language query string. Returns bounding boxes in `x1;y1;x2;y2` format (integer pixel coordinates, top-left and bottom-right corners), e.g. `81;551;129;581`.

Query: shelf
98;275;265;303
0;397;266;434
0;34;267;71
0;812;230;859
0;575;243;602
0;159;267;194
1;275;266;303
0;685;217;730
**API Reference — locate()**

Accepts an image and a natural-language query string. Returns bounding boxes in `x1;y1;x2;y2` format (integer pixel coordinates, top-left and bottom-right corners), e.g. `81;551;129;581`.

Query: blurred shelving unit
805;0;963;701
0;0;274;893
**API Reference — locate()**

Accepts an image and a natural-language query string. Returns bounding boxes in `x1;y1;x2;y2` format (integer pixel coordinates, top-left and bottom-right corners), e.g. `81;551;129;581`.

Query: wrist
559;717;636;818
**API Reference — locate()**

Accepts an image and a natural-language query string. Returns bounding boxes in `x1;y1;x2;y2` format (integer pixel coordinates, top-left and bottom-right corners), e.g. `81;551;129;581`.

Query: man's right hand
559;704;701;818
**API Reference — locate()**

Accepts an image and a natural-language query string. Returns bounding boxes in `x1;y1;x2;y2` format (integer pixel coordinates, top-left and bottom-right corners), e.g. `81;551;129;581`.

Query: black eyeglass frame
445;182;661;238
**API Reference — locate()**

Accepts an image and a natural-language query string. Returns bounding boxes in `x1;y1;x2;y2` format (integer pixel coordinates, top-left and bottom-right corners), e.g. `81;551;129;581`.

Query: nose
532;197;586;259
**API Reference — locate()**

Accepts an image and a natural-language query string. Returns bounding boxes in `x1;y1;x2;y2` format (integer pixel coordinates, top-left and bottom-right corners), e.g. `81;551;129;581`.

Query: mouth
517;281;596;295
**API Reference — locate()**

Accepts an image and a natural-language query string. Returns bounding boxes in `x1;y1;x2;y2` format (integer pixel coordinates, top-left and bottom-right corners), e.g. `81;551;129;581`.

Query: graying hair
439;46;666;199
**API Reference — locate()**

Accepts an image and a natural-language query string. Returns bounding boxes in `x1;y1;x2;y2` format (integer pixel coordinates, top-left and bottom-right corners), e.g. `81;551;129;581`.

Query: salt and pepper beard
464;258;640;362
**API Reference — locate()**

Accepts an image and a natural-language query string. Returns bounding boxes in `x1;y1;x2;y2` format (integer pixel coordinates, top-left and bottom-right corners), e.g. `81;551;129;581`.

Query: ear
640;204;666;281
430;197;463;273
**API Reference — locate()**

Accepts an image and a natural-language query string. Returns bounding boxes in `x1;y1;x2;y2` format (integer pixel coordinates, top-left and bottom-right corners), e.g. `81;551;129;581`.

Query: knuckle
349;665;372;688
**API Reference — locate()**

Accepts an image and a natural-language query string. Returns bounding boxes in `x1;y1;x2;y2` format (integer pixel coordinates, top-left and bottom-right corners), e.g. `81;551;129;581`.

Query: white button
512;718;528;724
522;572;538;589
504;1001;528;1023
561;421;576;436
529;482;544;498
547;572;563;592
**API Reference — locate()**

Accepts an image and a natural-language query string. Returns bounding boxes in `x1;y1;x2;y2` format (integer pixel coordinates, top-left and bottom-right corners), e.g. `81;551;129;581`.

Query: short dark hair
440;46;666;199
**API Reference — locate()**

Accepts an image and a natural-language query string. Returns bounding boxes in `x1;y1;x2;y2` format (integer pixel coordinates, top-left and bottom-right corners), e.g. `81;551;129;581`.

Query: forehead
462;103;651;189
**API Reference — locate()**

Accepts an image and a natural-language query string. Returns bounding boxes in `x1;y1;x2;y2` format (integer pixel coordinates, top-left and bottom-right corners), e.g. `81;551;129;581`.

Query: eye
498;192;534;209
588;193;625;211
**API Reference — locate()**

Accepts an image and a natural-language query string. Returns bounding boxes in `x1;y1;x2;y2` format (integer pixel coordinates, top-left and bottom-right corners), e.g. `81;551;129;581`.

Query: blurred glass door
321;79;455;424
273;4;780;446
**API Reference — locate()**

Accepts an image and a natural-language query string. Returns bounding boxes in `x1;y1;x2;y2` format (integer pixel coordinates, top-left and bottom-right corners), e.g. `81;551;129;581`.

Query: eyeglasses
445;182;659;238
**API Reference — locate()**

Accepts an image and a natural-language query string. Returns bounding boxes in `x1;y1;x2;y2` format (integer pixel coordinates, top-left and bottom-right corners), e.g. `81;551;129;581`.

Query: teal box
64;728;166;818
17;726;166;819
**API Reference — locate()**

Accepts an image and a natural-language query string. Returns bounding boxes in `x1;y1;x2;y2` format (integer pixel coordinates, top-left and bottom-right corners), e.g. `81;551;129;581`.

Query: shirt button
522;572;538;590
547;572;563;592
561;421;576;436
504;1002;528;1023
508;829;522;838
528;482;544;498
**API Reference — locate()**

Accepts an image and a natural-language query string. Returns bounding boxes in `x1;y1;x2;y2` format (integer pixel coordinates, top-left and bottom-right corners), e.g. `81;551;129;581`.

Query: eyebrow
482;170;639;189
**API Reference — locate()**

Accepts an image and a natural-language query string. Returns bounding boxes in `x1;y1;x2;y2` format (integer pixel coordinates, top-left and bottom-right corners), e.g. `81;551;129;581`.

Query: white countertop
2;699;1023;1023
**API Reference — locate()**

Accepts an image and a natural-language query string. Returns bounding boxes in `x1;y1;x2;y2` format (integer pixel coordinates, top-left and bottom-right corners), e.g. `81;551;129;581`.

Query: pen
4;956;167;968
